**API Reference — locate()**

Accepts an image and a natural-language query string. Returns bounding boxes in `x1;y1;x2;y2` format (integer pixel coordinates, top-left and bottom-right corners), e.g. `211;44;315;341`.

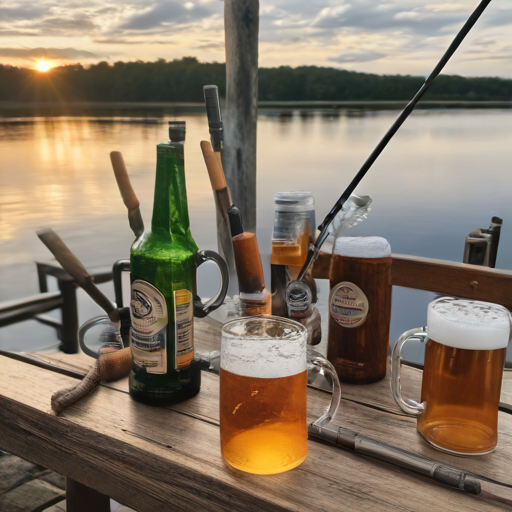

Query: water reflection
1;107;511;355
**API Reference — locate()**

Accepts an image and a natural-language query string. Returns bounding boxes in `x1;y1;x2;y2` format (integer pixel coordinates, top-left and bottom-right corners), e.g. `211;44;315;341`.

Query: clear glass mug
391;297;511;456
220;316;340;475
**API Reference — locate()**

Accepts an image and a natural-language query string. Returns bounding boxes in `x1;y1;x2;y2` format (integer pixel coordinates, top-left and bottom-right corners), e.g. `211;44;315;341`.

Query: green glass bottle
129;121;200;404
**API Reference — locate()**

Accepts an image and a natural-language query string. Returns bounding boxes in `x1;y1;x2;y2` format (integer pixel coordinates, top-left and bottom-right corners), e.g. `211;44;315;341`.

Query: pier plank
24;350;512;487
0;479;64;512
2;355;512;510
313;252;512;309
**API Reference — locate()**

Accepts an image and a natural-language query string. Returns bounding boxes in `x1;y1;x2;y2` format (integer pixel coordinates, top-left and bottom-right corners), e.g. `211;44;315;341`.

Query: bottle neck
151;142;191;238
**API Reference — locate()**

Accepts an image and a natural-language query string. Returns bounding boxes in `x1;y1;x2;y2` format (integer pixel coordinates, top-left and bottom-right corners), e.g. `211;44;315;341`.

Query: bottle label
329;281;369;328
130;280;168;374
286;280;312;319
174;289;193;369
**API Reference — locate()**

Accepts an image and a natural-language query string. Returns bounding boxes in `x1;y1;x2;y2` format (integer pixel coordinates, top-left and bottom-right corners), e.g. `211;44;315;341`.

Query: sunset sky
1;0;511;77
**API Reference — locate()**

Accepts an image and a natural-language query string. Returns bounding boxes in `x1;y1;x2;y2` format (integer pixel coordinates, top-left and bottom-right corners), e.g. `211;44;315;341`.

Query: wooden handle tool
110;151;144;237
200;140;237;292
110;151;139;210
200;140;229;193
37;229;119;322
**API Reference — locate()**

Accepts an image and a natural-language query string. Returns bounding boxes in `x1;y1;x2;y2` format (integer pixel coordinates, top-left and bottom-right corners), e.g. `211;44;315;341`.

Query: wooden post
223;0;259;233
66;478;110;512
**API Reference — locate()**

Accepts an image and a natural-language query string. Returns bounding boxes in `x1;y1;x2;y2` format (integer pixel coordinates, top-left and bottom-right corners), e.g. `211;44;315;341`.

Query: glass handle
307;348;341;428
78;316;124;359
194;250;229;318
390;327;428;415
112;259;130;308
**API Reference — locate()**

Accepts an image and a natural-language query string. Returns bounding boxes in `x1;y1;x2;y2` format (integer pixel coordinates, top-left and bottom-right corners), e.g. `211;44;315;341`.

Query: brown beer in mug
418;338;506;454
391;297;510;455
220;369;308;474
219;317;308;475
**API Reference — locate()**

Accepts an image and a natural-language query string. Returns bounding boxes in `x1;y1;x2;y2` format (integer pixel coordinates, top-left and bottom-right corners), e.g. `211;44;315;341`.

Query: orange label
174;289;194;369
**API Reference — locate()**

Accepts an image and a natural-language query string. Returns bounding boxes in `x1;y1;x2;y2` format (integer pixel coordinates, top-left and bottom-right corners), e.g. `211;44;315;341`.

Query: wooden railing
313;252;512;310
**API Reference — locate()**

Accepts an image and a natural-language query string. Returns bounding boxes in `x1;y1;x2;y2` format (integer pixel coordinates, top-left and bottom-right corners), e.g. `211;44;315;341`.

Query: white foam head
427;298;511;350
334;237;391;259
221;317;307;378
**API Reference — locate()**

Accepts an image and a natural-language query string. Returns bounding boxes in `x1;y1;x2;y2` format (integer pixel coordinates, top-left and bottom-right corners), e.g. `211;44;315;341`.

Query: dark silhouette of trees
0;58;511;103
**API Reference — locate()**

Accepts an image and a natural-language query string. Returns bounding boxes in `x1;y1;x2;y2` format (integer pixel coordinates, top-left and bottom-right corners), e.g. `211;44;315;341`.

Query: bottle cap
492;216;503;225
169;121;186;142
274;191;315;210
228;206;244;237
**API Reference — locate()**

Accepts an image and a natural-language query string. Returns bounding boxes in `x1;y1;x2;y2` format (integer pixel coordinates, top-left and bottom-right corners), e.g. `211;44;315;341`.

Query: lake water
1;105;512;361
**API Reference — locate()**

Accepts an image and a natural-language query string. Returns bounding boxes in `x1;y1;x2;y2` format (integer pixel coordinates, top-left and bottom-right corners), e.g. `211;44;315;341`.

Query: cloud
426;4;468;13
0;5;47;21
0;29;37;36
310;2;465;35
0;47;100;61
328;50;387;64
0;0;511;77
193;41;224;51
94;38;142;45
120;1;220;31
257;0;479;43
480;6;512;29
33;15;97;35
311;5;351;29
466;44;512;62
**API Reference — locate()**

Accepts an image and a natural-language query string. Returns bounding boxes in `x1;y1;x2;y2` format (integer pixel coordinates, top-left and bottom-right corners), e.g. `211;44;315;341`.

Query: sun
35;59;51;72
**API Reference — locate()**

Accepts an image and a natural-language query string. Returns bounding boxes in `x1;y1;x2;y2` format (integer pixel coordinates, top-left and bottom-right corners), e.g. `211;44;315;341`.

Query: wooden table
2;318;512;511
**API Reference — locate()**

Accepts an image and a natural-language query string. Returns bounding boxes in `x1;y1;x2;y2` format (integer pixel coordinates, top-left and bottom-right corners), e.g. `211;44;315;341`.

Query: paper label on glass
130;280;168;374
329;281;368;328
174;289;193;369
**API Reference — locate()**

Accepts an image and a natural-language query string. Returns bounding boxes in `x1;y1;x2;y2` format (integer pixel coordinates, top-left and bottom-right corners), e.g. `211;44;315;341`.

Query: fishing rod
297;0;493;281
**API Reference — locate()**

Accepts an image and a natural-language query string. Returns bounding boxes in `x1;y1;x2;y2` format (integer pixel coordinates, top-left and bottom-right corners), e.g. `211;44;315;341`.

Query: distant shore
0;100;511;112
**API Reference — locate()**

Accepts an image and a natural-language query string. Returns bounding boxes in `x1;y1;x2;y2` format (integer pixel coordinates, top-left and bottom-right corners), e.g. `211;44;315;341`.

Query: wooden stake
223;0;259;233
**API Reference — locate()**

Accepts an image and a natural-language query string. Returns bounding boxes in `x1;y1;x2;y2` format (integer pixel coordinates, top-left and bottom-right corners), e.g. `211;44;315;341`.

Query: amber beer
418;338;506;454
220;317;308;474
220;369;307;474
392;297;511;455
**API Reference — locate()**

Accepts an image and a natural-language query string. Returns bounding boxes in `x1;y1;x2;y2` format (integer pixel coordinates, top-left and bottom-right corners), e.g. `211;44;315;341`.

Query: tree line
0;57;511;103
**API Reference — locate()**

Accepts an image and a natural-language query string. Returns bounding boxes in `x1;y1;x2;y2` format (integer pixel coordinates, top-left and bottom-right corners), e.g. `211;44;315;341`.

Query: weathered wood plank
43;501;67;512
0;365;289;512
311;251;331;280
0;479;65;512
2;356;512;511
313;251;512;308
66;478;110;512
0;452;43;494
30;351;512;487
223;0;259;232
39;472;66;491
31;330;512;416
392;254;512;308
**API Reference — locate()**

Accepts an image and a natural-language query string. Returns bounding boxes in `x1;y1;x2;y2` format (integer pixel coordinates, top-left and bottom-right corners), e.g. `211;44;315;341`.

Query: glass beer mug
391;297;511;455
220;316;341;474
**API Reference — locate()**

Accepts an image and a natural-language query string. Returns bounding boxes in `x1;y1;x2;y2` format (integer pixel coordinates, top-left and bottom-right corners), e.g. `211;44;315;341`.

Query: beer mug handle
390;327;428;415
194;250;229;318
307;348;342;427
